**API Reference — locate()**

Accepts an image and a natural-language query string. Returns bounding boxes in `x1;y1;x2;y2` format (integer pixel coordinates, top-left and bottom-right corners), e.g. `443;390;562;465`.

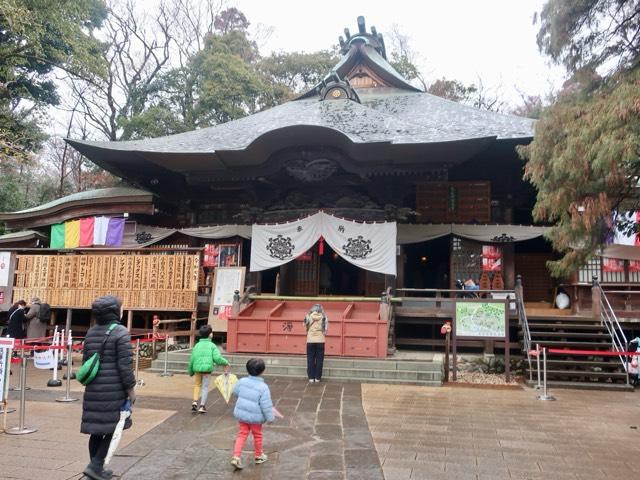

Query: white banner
322;214;397;276
0;251;11;287
250;214;322;272
0;337;14;401
34;349;56;369
250;212;397;276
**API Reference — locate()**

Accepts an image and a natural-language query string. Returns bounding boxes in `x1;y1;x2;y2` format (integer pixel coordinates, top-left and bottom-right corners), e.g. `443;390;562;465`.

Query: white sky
235;0;566;105
47;0;566;139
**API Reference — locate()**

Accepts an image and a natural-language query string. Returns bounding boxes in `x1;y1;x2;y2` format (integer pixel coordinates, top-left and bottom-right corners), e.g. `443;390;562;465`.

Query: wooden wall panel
416;181;491;223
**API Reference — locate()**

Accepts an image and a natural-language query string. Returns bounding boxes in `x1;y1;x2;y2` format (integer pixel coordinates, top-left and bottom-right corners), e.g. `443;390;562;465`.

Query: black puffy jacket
81;296;136;435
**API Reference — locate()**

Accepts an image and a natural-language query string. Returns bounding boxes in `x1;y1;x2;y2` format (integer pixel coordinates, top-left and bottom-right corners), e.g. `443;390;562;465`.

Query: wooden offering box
227;300;387;358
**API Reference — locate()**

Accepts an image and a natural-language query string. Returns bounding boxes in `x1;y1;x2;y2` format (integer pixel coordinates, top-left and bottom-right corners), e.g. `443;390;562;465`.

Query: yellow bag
213;373;238;403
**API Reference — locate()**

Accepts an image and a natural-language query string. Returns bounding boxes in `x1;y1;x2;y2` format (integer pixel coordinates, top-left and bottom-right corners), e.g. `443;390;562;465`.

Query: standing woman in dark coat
81;296;136;480
7;300;27;339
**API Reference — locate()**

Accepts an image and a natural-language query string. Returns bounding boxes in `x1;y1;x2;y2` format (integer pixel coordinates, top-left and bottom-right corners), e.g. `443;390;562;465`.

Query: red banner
203;244;219;267
482;245;502;272
603;257;624;272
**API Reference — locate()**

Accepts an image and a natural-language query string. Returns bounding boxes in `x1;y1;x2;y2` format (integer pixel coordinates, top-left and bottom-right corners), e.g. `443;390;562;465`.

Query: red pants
233;422;263;457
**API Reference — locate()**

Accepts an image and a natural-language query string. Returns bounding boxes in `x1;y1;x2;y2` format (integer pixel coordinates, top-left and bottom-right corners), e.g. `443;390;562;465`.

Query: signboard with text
208;267;245;332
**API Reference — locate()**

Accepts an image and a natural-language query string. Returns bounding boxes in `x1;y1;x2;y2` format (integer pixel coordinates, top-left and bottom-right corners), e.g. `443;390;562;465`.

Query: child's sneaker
255;453;268;464
198;405;207;414
191;402;198;411
230;457;243;470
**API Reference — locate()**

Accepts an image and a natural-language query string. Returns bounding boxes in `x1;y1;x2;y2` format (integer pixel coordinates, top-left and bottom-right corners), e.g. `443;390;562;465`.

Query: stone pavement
2;361;640;480
1;362;383;480
363;384;640;480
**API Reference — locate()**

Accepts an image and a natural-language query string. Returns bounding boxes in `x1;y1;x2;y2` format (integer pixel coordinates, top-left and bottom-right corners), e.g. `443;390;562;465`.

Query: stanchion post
56;332;78;403
535;343;542;390
9;346;30;392
135;339;144;386
47;328;62;387
536;347;556;401
6;353;37;434
159;335;173;377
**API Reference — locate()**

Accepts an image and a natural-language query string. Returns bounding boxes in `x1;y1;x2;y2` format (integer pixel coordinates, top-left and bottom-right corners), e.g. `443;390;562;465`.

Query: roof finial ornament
339;16;387;59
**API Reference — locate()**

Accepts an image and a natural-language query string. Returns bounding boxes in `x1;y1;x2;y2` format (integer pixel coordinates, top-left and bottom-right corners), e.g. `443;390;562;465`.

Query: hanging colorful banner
64;219;80;248
50;223;65;249
250;212;397;276
106;218;125;246
94;216;110;245
79;217;95;246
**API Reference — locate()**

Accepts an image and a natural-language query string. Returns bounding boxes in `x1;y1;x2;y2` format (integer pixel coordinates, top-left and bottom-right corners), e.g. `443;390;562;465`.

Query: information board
455;300;506;338
209;267;245;332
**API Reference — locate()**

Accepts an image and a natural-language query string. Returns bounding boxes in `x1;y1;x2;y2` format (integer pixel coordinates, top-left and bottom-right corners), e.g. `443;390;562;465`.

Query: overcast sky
235;0;566;105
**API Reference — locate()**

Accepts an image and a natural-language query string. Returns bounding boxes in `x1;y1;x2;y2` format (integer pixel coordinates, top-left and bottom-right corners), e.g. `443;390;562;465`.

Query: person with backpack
188;325;230;413
81;295;136;480
25;297;47;340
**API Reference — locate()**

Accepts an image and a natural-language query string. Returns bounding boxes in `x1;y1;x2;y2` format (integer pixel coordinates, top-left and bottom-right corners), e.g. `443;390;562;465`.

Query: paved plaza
1;363;639;480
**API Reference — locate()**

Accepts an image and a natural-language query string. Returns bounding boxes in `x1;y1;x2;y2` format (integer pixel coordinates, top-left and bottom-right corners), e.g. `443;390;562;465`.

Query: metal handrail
514;276;533;382
595;279;630;385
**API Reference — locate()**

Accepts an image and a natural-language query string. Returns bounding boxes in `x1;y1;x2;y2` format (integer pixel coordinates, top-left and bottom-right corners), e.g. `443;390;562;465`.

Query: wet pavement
2;363;640;480
112;378;384;480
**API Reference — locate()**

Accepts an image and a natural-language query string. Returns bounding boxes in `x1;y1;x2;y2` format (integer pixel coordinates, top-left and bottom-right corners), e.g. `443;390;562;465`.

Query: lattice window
451;237;483;285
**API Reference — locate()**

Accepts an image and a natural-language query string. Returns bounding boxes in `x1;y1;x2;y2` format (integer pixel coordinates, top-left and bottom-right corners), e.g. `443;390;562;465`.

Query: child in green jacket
188;325;230;413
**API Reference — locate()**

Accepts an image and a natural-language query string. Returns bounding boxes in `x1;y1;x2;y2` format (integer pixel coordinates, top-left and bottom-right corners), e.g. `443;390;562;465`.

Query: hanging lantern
318;236;325;255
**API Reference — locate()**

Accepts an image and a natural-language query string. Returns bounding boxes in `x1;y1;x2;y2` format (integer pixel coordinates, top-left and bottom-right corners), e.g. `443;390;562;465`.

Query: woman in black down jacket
81;296;136;480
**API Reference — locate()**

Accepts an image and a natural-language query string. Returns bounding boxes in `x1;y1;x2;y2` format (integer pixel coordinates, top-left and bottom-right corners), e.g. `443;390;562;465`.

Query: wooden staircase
523;315;633;391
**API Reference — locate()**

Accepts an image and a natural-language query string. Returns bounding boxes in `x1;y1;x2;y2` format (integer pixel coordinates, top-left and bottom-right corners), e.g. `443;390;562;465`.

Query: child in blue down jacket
230;358;282;470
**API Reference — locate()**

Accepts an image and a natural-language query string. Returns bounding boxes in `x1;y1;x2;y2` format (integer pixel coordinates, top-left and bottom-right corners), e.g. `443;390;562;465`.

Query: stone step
526;379;634;391
543;369;628;379
525;340;614;349
156;352;442;372
148;367;442;387
528;331;612;339
540;359;626;369
152;360;441;381
528;323;608;330
152;351;443;386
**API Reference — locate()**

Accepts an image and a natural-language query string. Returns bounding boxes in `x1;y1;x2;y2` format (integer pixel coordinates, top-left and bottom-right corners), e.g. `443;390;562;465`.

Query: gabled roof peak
339;16;387;59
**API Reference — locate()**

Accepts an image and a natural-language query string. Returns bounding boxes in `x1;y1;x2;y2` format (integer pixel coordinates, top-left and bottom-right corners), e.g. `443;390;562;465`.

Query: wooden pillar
127;310;133;331
591;276;601;319
503;242;515;289
190;311;197;348
396;244;405;291
65;308;72;332
144;313;150;330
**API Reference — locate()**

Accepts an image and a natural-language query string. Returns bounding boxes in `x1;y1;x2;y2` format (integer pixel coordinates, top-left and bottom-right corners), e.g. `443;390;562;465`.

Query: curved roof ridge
1;187;152;215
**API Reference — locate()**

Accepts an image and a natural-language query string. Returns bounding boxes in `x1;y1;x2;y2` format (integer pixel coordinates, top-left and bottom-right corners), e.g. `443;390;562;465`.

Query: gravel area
454;371;521;385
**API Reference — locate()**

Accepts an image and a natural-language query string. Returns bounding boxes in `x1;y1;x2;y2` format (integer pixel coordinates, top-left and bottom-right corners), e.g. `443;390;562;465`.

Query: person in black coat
81;295;136;480
7;300;27;339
